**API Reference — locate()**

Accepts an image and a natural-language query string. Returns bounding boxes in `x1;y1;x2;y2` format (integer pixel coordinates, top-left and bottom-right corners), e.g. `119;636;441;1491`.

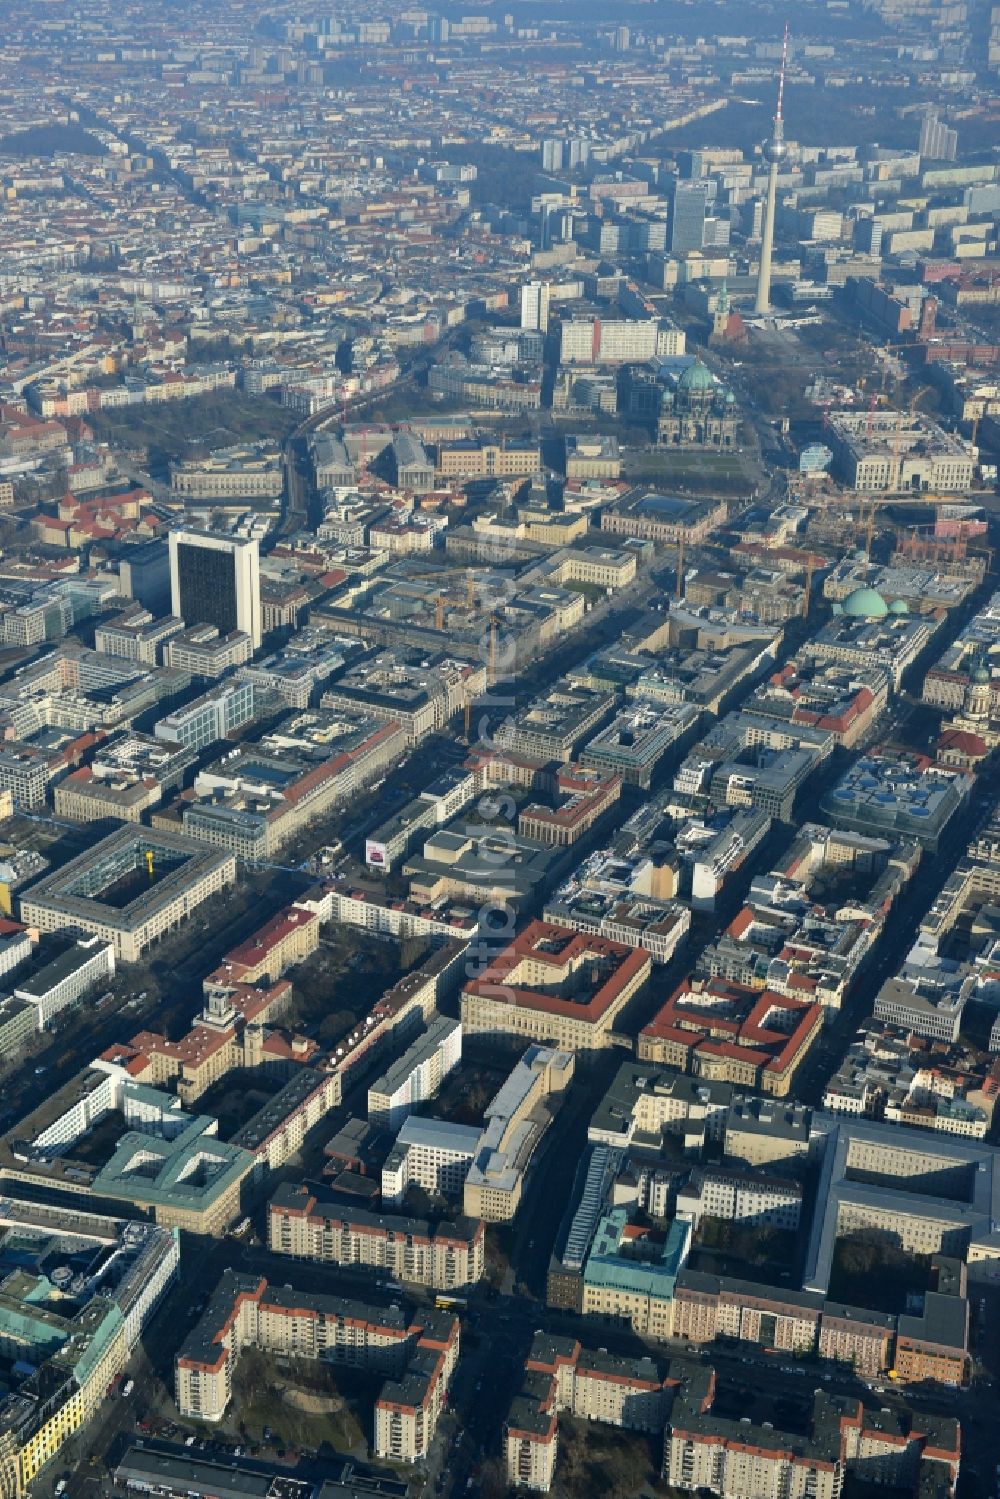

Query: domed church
840;586;889;620
657;357;741;449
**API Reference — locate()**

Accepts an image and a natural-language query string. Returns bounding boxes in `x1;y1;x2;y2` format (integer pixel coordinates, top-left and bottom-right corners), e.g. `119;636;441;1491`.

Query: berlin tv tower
754;25;789;316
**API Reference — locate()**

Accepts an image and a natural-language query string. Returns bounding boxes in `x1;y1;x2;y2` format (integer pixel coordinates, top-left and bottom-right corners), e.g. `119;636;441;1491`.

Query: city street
0;15;998;1496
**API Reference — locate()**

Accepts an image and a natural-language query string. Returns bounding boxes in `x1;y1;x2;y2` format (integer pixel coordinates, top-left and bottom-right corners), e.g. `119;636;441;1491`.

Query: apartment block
675;1164;802;1232
13;937;115;1030
267;1183;485;1289
367;1015;462;1128
664;1377;959;1499
175;1271;459;1464
382;1116;481;1205
506;1334;673;1493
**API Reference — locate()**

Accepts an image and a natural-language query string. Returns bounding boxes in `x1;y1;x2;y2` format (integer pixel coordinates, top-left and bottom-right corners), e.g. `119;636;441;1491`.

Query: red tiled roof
937;728;987;756
464;917;649;1023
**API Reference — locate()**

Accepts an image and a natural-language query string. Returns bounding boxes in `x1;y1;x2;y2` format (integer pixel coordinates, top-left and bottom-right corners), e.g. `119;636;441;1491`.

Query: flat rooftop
803;1113;1000;1294
20;825;233;932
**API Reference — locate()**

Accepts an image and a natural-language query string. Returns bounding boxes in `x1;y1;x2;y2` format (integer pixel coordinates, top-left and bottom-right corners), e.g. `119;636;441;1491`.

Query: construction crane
845;487;989;559
675;536;685;601
145;850;154;878
859;386;941;558
864;391;878;440
849;491;968;517
435;594;445;631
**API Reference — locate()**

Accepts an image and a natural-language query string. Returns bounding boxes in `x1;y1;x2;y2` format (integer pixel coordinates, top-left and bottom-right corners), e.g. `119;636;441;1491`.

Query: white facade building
14;937;115;1030
381;1116;480;1204
367;1015;462;1129
520;281;550;333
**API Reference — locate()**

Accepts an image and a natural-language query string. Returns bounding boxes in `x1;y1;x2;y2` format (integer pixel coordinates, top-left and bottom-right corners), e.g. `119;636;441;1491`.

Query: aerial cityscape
0;1;998;1497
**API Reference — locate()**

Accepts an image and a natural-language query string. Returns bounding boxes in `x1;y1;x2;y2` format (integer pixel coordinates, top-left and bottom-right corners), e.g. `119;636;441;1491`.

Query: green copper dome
888;597;908;615
678;359;714;393
842;586;888;620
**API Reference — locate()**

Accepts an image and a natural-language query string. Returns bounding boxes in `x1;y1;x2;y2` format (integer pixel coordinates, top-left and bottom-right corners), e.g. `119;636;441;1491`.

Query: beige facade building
95;606;184;666
601;492;727;546
723;1096;812;1170
462;920;650;1052
638;979;823;1099
804;1115;1000;1303
20;827;236;963
549;546;637;591
322;653;486;747
218;904;320;985
826;409;974;493
518;764;621;847
463;1047;575;1222
165;626;252;677
436;440;541;480
55;769;163;823
580;1274;676;1341
169;443;283;498
818;1307;895;1378
563;434;621;480
521;509;591;546
671;1276;820;1355
268;1184;485;1289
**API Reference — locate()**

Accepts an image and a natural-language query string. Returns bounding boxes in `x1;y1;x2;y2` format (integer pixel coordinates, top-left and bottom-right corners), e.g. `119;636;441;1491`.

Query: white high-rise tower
520;280;550;333
754;26;789;316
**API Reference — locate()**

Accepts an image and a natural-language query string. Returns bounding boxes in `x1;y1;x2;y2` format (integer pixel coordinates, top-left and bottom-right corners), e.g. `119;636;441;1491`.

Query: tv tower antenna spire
754;23;790;316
